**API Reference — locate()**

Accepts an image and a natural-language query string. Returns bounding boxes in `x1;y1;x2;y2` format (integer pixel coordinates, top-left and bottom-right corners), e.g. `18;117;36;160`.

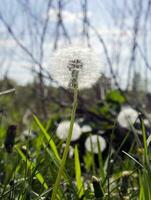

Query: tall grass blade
16;146;48;189
33;114;60;161
74;145;84;197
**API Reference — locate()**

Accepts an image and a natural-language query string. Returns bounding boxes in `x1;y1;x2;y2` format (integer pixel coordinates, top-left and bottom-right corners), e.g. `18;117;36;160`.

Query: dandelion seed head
117;106;138;128
77;118;84;123
143;119;150;127
81;125;92;133
50;46;101;89
85;135;106;153
134;118;150;135
21;130;36;140
23;109;32;125
98;130;104;135
56;120;82;141
62;143;74;158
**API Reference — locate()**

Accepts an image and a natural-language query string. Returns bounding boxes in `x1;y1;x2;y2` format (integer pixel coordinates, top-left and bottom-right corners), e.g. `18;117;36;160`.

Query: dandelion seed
50;46;101;89
56;121;82;141
85;135;106;154
117;106;138;128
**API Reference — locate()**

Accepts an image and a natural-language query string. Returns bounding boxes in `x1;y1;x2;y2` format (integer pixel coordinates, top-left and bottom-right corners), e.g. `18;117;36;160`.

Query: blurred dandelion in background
21;129;37;140
81;125;92;133
85;135;106;153
56;120;82;141
62;143;74;158
50;46;101;89
117;106;138;128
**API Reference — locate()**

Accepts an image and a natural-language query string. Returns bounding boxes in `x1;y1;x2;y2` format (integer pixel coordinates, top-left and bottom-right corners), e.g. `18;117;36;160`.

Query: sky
0;0;151;90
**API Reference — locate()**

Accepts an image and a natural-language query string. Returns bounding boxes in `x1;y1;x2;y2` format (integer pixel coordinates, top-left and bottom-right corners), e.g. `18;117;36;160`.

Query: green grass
0;88;151;199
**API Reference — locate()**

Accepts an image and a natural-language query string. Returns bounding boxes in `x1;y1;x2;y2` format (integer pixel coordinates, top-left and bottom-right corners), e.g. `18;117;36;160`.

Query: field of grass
0;85;151;200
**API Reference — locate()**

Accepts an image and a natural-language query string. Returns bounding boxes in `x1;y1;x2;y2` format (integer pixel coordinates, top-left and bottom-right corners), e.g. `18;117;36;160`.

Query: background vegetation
0;77;151;199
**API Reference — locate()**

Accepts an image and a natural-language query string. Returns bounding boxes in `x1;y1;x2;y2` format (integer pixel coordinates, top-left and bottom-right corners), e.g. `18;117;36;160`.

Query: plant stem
51;86;78;200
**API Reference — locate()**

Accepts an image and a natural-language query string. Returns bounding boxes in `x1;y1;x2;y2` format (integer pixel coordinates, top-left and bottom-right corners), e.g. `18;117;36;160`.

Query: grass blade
122;150;144;168
33;114;60;161
74;145;84;197
16;146;48;189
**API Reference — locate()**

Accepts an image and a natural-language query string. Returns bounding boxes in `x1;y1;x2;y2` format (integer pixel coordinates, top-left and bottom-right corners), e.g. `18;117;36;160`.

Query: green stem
51;86;78;200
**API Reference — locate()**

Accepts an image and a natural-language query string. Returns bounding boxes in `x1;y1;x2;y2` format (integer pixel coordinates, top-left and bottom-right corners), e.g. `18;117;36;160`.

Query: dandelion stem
51;86;78;200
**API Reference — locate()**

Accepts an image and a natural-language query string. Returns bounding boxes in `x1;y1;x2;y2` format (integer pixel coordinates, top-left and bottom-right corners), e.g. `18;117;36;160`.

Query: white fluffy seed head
85;135;106;154
56;120;82;141
21;130;36;140
50;46;101;89
117;106;138;128
62;143;74;158
143;119;151;127
81;125;92;133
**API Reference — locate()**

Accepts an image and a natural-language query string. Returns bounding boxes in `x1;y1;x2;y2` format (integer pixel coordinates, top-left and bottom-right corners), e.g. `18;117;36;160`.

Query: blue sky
0;0;150;90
